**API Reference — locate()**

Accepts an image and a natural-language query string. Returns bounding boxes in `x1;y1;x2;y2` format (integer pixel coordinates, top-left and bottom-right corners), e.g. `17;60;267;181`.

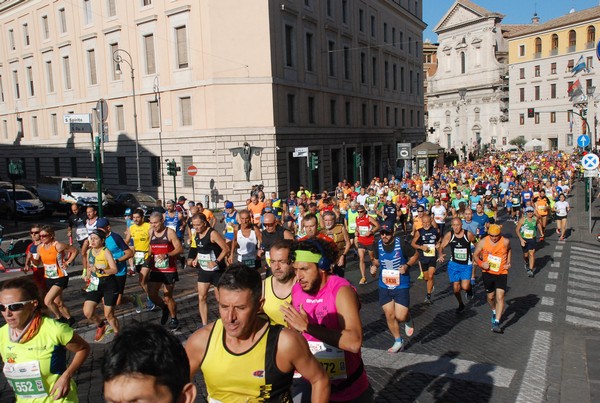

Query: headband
294;250;322;264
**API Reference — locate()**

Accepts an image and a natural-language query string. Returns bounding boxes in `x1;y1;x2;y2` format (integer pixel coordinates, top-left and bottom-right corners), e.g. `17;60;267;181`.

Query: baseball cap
488;224;502;235
124;208;132;215
485;190;491;196
96;217;110;228
386;195;392;201
525;206;535;212
380;224;394;234
178;196;187;202
225;201;234;209
166;199;175;205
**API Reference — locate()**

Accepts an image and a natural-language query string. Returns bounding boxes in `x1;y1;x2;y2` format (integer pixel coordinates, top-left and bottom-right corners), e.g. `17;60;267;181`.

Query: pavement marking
548;272;558;280
568;280;598;291
566;315;600;329
567;296;600;310
552;252;562;258
570;245;600;253
555;245;564;251
566;305;598;318
567;288;598;299
541;296;555;306
567;259;599;270
360;347;516;388
538;312;553;322
568;266;600;277
569;274;600;284
545;284;557;292
550;262;560;268
516;330;551;403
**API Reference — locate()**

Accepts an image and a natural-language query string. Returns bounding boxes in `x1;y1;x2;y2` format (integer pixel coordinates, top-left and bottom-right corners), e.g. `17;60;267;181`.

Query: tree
509;136;526;148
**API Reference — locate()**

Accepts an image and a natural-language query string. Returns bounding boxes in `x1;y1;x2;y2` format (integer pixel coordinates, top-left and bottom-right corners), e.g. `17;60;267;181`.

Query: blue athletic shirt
106;232;129;276
376;237;410;290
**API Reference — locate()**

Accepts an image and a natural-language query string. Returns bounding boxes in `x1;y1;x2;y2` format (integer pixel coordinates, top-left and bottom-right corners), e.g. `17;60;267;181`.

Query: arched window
588;26;596;46
569;30;577;51
535;37;542;56
460;52;466;74
551;34;559;52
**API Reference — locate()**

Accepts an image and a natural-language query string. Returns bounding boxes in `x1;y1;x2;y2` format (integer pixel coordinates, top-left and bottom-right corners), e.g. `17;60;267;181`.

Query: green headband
295;250;322;264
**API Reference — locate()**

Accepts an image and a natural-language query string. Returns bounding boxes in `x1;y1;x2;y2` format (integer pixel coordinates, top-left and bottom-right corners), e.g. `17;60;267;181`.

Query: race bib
75;227;88;241
348;222;357;232
198;252;216;271
487;254;502;272
423;244;436;257
3;361;47;399
44;263;58;278
512;197;519;204
134;251;146;266
382;269;400;287
308;341;347;380
454;247;468;261
401;207;407;215
358;226;370;236
226;224;234;234
86;275;100;292
522;229;534;239
154;255;169;269
166;224;177;232
434;215;443;222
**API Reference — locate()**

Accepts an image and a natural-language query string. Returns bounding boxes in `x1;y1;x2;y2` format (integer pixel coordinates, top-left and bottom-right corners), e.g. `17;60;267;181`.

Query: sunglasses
380;231;393;236
40;234;50;238
30;231;40;235
0;300;35;312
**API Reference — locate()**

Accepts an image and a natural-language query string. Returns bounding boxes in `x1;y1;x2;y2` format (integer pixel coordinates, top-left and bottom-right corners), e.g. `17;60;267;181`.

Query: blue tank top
377;237;410;289
224;212;238;241
164;212;182;239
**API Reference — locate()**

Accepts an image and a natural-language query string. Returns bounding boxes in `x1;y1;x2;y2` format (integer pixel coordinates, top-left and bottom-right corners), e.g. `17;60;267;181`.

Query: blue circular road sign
578;134;591;148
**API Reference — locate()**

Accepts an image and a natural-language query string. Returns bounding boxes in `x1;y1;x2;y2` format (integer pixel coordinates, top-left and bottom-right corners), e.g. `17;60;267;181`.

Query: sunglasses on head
0;300;35;312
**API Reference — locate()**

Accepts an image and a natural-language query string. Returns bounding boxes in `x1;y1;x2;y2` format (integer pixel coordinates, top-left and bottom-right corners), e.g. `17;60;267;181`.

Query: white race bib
454;247;468;261
44;263;59;278
198;252;217;271
308;341;347;380
3;360;47;399
423;244;436;257
75;227;88;241
382;269;400;287
134;251;146;265
487;254;502;272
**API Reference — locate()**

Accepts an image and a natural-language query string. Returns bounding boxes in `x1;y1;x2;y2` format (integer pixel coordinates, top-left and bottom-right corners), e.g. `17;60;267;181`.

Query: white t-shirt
356;194;368;206
554;201;569;217
431;205;447;224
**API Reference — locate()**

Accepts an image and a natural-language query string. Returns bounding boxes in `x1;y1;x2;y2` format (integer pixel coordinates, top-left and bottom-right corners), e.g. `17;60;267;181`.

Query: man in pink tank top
281;238;374;402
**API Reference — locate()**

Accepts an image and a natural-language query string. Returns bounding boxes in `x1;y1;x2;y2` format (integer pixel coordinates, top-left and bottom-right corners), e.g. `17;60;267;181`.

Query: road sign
584;169;599;178
581;153;599;170
293;147;309;158
69;123;93;133
63;114;92;124
95;99;109;122
187;165;198;176
597;40;600;61
397;143;412;159
577;134;591;148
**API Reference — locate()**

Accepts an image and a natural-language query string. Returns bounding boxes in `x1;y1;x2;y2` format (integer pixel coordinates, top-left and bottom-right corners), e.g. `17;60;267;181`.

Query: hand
336;255;345;267
208;261;218;269
481;261;490;270
280;302;309;333
437;254;445;263
399;264;408;274
192;258;198;268
369;264;377;277
50;373;71;399
227;255;234;265
520;239;525;247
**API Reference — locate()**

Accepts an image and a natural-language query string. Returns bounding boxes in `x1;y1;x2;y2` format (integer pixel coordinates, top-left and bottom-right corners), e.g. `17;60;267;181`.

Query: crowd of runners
0;150;581;402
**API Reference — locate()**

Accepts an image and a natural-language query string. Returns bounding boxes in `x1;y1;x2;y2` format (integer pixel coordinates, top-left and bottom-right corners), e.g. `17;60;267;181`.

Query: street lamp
457;88;467;160
153;76;165;203
113;49;141;193
587;86;597;151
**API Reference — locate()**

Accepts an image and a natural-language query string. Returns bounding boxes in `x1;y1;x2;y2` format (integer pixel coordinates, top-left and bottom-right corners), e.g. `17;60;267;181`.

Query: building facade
506;6;600;152
0;0;425;204
426;0;510;157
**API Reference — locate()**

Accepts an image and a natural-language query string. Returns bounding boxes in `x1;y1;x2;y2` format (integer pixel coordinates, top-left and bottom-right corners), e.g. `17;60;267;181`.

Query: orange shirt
480;236;509;275
38;242;68;279
247;202;265;224
534;199;549;216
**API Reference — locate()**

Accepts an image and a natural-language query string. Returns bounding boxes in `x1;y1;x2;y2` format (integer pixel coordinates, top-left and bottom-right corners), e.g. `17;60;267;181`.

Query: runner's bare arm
50;333;90;399
167;229;184;256
184;324;214;379
210;230;230;264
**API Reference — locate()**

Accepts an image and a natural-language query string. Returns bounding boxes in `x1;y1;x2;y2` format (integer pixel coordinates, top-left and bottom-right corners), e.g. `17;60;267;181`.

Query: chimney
531;12;540;24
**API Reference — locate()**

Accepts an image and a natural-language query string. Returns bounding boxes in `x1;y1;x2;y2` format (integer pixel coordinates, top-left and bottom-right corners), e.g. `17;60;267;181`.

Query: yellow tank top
201;320;293;402
263;276;291;327
88;247;111;278
130;222;151;257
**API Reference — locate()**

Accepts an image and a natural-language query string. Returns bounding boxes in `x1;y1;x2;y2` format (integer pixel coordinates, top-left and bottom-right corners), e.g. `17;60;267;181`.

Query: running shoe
491;312;496;324
527;269;534;278
491;321;503;333
146;297;156;311
404;319;415;337
94;322;107;342
418;272;424;280
161;307;170;325
105;325;114;335
359;277;367;285
387;339;405;353
456;304;465;314
132;294;144;314
168;318;180;331
67;317;77;328
424;295;432;305
466;289;473;301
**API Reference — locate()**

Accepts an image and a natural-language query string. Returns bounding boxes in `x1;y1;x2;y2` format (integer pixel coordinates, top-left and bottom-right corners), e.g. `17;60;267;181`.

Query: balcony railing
533;52;542;59
567;45;576;53
586;41;595;49
550;48;558;56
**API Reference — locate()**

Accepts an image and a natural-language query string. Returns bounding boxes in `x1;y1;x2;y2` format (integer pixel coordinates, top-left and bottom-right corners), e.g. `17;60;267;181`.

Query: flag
572;55;587;76
568;79;584;100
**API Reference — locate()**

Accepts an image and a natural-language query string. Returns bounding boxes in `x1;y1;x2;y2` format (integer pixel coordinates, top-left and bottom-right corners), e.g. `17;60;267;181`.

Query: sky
423;0;600;43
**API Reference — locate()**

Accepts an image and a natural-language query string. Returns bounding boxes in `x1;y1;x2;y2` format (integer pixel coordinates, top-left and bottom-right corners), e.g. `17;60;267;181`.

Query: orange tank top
38;242;68;279
481;236;509;275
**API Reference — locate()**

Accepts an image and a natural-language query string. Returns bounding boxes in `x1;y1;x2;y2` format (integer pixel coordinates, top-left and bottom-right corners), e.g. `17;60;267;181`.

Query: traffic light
354;152;363;168
527;108;535;118
309;153;319;170
582;108;588;119
166;159;180;177
8;159;24;180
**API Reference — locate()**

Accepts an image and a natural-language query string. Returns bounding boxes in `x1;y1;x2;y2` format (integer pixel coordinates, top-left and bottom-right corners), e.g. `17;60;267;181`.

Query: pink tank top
291;275;369;400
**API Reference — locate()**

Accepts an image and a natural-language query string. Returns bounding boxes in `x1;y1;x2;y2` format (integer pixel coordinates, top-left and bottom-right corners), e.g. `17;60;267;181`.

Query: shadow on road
502;293;540;330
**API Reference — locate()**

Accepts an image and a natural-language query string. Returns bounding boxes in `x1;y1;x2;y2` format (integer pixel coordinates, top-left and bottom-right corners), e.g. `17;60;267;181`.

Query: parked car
109;192;160;217
35;176;106;214
0;188;45;219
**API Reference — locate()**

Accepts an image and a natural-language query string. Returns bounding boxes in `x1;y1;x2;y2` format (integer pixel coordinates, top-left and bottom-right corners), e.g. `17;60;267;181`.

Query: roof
455;0;502;19
501;24;532;38
413;142;445;154
435;0;504;34
505;6;600;38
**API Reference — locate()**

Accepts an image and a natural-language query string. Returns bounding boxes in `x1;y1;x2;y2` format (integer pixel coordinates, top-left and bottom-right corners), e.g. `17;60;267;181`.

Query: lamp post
587;86;597;152
113;49;141;192
153;76;165;203
458;88;467;160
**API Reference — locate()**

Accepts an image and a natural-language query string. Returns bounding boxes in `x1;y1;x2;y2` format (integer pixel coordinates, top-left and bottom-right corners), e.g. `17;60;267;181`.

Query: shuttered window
176;26;188;68
144;34;156;74
180;97;192;126
88;49;97;85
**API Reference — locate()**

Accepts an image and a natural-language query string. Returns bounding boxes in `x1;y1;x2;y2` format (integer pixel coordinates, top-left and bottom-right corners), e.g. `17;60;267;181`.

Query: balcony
586;41;595;49
550;48;558;56
567;45;576;53
533;52;542;59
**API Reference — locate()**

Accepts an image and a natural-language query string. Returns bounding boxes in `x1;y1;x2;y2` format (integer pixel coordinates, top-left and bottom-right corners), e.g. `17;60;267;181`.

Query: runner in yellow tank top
262;240;295;326
124;209;153;313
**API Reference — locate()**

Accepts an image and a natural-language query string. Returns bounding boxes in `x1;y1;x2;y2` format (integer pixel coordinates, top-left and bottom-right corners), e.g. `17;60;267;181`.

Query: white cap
386;195;392;201
485;190;491;195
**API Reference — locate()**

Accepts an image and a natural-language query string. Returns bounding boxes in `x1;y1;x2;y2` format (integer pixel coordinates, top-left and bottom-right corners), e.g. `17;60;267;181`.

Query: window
345;101;351;125
287;94;295;124
416;72;420;95
142;0;152;5
359;9;364;32
150;157;161;186
87;49;97;85
534;65;540;77
519;87;525;102
41;16;49;39
0;75;4;102
70;157;77;176
460;52;466;74
45;61;54;93
330;99;337;125
534;86;540;100
371;56;377;86
343;46;350;79
534;112;540;124
8;29;15;51
383;23;388;42
54;157;60;176
326;0;333;17
370;15;375;37
534;37;541;56
399;31;404;49
83;0;92;25
24;67;34;97
519;44;525;57
408;36;412;54
567;59;574;72
342;0;348;24
519;114;525;125
410;110;414;127
13;70;20;99
3;120;8;139
361;103;367;125
144;34;156;74
308;96;315;124
31;116;38;137
402;108;406;126
117;157;127;185
23;23;30;46
394;107;398;126
520;68;525;79
550;112;556;123
551;34;558;51
569;30;576;51
587;56;594;70
149;101;159;128
107;0;116;17
59;8;67;33
110;43;119;79
551;83;556;99
588;26;596;47
328;41;335;76
551;62;557;74
284;25;294;68
180;97;192;126
62;56;72;90
392;27;396;46
409;70;413;94
305;33;314;72
385;106;390;126
392;64;397;90
373;105;378;126
51;113;58;136
115;105;124;130
587;79;593;93
400;66;405;91
360;52;366;84
175;27;188;69
384;61;389;88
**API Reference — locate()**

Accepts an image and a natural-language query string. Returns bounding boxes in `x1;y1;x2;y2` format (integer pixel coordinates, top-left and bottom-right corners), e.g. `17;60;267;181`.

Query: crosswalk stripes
564;245;600;329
